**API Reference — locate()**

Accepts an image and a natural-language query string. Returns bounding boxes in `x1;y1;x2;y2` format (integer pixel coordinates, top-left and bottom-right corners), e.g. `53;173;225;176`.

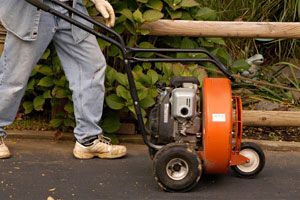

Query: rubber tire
153;143;202;192
231;142;265;178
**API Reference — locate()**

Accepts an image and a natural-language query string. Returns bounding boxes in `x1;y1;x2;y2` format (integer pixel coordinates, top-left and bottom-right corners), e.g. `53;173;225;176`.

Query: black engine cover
149;91;174;144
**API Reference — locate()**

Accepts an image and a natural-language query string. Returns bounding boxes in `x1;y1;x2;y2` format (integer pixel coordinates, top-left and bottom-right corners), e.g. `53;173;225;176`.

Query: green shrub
20;0;299;133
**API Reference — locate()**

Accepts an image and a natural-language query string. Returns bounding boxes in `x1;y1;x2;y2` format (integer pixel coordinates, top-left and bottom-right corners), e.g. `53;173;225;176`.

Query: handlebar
25;0;234;81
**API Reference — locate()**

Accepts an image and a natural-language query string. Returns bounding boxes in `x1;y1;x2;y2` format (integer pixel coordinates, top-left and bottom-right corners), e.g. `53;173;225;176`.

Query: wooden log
242;110;300;127
0;24;6;39
0;24;6;53
142;20;300;39
0;44;3;54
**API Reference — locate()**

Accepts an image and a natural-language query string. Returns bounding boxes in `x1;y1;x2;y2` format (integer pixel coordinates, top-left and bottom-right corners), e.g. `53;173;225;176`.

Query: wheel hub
237;149;260;173
173;164;181;172
166;158;189;181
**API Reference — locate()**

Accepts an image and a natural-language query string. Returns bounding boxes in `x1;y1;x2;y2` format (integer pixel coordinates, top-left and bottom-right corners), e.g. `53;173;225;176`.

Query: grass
199;0;300;60
196;0;300;107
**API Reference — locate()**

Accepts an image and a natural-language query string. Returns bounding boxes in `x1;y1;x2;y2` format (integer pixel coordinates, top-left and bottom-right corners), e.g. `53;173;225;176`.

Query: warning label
212;113;226;122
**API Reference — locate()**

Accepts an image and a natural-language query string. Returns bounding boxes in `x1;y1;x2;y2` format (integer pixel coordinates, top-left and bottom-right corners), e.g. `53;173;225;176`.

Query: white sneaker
73;136;127;159
0;137;11;159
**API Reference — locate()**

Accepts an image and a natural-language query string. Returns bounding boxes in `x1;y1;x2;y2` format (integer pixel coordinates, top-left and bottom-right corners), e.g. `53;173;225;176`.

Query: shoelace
98;135;112;145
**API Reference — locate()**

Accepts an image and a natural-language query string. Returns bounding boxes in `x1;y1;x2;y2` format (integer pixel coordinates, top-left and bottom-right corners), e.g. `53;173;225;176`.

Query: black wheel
153;143;202;192
231;142;265;178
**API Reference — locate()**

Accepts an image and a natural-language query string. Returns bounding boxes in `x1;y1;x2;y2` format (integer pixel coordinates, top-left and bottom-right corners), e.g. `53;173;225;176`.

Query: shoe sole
0;153;11;159
73;151;127;159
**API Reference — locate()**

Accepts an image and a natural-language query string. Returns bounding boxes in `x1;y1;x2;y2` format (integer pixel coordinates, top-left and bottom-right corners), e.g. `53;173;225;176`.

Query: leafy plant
83;0;228;123
22;46;75;131
104;62;207;123
201;0;300;61
18;0;299;134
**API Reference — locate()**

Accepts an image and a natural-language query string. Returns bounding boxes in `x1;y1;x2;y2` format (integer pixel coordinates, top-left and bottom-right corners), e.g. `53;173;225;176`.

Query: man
0;0;127;159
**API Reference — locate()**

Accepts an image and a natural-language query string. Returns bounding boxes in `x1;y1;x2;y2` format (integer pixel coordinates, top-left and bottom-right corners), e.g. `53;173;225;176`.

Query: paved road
0;139;299;200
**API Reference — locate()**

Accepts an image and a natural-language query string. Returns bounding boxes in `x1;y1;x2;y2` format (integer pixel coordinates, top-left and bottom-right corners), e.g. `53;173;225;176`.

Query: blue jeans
0;1;106;143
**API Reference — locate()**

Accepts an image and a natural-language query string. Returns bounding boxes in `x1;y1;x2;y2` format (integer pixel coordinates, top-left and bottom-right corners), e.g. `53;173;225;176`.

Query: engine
148;77;202;147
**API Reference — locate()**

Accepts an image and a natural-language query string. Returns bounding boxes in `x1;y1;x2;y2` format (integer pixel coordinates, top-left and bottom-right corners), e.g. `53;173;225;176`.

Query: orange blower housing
201;78;248;174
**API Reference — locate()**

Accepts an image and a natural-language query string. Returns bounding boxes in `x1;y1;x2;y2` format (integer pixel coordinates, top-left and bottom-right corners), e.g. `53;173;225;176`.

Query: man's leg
0;11;56;158
52;16;126;159
53;31;106;144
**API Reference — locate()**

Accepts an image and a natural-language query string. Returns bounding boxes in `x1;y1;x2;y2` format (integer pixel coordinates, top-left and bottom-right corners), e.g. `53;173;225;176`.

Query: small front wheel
231;142;265;178
153;143;202;192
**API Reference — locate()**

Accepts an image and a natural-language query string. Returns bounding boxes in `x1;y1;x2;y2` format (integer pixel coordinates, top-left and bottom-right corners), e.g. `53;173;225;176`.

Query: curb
6;130;300;152
6;130;74;141
244;139;300;152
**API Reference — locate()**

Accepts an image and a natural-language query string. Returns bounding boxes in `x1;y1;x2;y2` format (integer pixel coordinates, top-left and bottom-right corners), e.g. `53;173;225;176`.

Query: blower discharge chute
25;0;266;192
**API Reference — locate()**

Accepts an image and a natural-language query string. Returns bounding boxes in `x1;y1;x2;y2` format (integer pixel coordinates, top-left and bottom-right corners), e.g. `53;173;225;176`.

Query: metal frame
233;96;243;152
25;0;235;150
230;96;249;166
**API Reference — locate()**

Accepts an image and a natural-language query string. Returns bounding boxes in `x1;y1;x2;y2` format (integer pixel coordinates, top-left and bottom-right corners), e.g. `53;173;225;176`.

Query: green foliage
104;61;207;123
21;0;300;134
100;111;121;133
83;0;229;125
23;47;75;131
231;60;250;73
202;0;300;60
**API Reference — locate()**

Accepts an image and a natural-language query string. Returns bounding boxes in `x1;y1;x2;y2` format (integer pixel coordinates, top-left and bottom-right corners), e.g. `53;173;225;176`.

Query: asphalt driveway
0;139;299;200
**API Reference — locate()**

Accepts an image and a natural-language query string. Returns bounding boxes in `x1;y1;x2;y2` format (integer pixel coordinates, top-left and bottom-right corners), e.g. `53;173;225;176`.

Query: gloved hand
91;0;115;27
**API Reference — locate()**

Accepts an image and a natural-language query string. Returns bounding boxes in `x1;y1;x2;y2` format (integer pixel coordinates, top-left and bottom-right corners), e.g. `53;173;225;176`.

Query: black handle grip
25;0;51;12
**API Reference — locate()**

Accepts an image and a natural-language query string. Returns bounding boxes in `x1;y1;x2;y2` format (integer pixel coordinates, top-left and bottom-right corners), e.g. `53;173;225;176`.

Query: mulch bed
243;126;300;142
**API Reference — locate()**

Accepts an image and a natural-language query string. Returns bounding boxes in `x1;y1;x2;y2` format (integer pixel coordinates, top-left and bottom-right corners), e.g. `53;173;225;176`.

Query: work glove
91;0;115;27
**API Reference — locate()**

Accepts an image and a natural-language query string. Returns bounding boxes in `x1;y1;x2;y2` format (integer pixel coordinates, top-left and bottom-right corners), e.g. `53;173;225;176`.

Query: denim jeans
0;1;106;143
